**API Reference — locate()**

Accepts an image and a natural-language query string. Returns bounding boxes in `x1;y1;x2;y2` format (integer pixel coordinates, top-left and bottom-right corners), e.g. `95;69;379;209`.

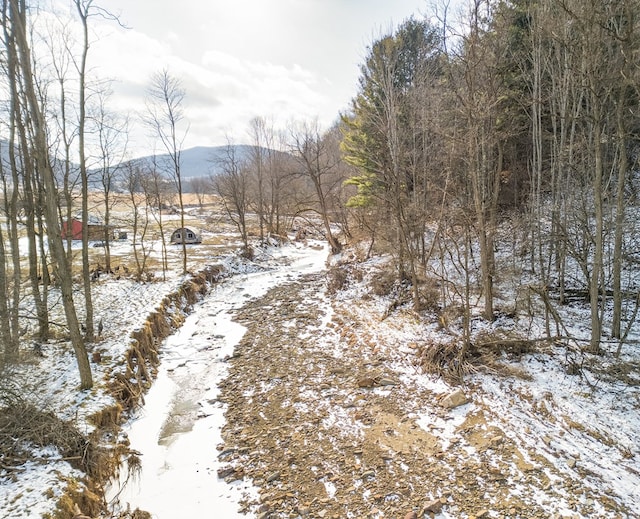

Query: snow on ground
325;251;640;517
0;293;162;517
2;228;640;518
106;241;328;518
1;272;183;519
0;235;325;519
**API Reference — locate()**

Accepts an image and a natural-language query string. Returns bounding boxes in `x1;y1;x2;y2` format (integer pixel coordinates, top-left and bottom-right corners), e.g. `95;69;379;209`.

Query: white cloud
168;49;331;148
27;0;443;157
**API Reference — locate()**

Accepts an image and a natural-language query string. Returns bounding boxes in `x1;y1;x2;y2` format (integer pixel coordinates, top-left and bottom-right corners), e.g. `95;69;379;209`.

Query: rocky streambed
215;272;607;519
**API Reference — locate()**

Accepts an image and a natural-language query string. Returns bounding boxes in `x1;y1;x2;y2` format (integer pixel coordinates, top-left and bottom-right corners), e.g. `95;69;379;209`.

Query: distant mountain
0;140;288;189
123;145;262;180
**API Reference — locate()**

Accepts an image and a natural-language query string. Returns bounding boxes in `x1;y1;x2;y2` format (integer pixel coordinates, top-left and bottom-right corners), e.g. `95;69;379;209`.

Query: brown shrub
326;266;349;294
418;276;441;312
369;269;397;297
417;340;474;383
0;402;107;479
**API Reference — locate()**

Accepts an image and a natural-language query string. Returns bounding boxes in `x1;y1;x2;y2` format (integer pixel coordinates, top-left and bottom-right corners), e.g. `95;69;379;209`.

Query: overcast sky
83;0;444;157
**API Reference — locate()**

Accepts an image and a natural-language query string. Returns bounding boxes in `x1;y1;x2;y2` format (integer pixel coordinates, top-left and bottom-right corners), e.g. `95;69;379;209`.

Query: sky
79;0;448;157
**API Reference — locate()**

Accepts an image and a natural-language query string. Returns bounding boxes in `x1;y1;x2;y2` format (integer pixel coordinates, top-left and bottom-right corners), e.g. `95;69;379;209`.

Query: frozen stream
108;243;328;518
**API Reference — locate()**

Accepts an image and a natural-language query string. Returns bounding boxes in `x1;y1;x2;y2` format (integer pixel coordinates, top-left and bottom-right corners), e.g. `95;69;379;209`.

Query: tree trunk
9;0;92;388
20;131;49;342
589;113;604;353
611;40;631;339
76;0;94;341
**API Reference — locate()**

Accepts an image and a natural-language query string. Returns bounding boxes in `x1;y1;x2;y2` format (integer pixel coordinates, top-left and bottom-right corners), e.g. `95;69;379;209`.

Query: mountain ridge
0;139;277;181
124;144;259;179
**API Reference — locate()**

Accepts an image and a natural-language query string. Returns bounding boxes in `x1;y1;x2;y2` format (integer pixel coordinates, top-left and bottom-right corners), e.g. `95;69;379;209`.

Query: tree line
0;1;194;388
0;0;352;388
340;0;640;356
2;0;640;388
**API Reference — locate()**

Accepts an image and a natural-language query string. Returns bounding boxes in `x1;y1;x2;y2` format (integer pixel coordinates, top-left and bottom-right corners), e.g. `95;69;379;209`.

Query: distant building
170;227;202;244
61;217;115;241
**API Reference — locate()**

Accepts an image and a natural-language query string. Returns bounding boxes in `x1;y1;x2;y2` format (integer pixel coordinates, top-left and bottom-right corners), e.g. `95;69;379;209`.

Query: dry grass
0;399;105;479
326;265;349;294
417;340;475;383
7;191;236;279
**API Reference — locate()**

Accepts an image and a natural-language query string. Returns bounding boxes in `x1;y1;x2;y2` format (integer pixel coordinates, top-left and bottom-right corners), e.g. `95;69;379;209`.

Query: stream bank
106;243;329;518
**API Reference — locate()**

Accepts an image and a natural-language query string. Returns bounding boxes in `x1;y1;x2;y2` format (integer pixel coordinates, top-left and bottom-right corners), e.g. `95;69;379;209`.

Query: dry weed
326;266;349;294
417;340;475;383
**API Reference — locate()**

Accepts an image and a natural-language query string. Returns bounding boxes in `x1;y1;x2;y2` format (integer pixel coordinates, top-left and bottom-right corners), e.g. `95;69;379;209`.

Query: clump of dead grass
417;328;546;383
326;266;349;294
417;340;476;384
0;399;105;479
45;476;103;519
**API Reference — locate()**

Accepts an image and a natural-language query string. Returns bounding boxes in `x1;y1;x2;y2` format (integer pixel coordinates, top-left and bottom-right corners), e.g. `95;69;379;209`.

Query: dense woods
1;0;640;389
340;0;640;357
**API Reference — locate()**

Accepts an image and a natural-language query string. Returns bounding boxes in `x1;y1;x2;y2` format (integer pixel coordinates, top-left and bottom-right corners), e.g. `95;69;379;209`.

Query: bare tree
212;140;251;253
0;142;17;358
289;119;343;254
74;0;95;341
6;0;92;388
247;116;268;242
144;69;189;274
189;177;210;209
139;154;174;279
91;88;128;273
454;0;505;321
0;22;23;356
123;162;152;280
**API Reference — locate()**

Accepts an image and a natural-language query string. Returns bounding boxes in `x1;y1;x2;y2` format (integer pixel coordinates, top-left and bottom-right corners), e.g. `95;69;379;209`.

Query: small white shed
170;227;202;244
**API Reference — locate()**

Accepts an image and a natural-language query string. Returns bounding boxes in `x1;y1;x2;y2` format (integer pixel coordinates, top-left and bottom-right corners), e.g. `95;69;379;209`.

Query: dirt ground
215;272;625;519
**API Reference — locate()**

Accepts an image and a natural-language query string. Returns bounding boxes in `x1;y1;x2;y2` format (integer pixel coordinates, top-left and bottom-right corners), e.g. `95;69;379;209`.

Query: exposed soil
216;273;627;519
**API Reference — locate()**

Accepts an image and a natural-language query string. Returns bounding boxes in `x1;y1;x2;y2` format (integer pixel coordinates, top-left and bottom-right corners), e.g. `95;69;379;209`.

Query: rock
357;377;377;388
361;469;375;479
404;512;418;519
489;434;504;446
377;378;397;386
229;466;245;481
217;447;236;458
567;457;577;469
441;388;469;409
266;471;281;483
217;466;235;479
421;498;444;514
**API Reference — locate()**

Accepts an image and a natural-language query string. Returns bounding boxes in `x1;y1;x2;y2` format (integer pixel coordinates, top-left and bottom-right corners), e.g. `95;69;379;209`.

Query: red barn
61;218;83;240
61;217;113;241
